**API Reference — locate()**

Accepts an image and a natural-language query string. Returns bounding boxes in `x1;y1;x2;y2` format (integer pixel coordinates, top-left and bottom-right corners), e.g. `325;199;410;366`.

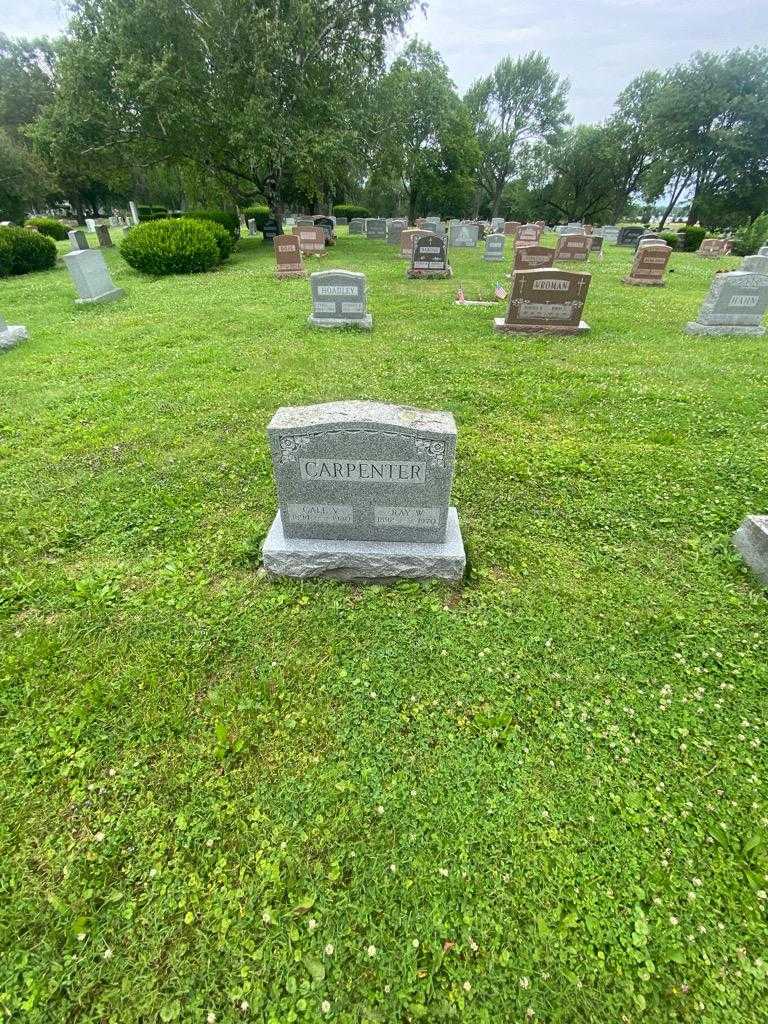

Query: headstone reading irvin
733;515;768;586
262;400;465;581
95;224;113;248
449;223;479;248
366;218;387;240
308;269;372;329
617;226;645;247
554;233;591;262
407;232;452;278
685;269;768;336
494;268;591;335
623;243;672;286
0;312;28;352
295;225;326;255
274;233;305;278
513;245;556;272
68;229;88;251
63;249;124;304
483;233;505;262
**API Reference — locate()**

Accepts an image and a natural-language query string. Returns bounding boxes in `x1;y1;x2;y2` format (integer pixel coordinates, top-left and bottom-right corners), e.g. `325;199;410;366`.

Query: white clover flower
463;981;471;992
324;943;334;956
103;947;113;960
412;939;419;949
207;1014;216;1024
94;831;105;843
321;1000;331;1014
367;945;377;957
438;867;449;877
376;806;384;815
519;977;530;990
308;918;318;932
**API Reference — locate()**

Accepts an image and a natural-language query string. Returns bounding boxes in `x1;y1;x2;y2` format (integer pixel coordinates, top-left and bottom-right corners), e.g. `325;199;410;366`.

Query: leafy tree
534;125;628;224
0;129;50;221
465;52;569;218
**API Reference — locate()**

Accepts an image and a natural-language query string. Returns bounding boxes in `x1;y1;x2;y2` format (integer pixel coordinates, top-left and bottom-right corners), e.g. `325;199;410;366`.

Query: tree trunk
408;190;417;226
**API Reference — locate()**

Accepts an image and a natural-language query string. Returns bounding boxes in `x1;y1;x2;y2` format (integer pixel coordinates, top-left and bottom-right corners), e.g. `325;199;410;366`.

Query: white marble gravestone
129;201;140;225
685;270;768;335
85;218;96;233
0;313;28;351
733;516;768;586
63;249;124;304
601;226;620;244
262;400;465;581
309;270;371;329
483;233;506;262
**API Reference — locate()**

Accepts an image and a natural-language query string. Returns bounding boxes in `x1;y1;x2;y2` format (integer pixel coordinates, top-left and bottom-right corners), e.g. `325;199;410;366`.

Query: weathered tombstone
622;243;672;286
423;219;445;238
504;221;521;236
400;228;429;261
387;219;406;245
494;267;591;335
758;245;768;258
697;237;730;258
617;226;645;247
483;233;506;262
63;249;124;304
590;235;604;254
296;216;315;227
263;217;282;244
68;229;89;251
741;254;768;276
349;218;365;236
247;218;257;236
95;224;113;248
491;217;505;233
308;269;372;329
601;225;620;244
407;232;452;278
516;223;542;247
313;216;335;245
554;233;591;262
262;400;466;581
85;218;97;233
685;270;768;335
129;201;140;225
294;225;326;255
513;245;556;272
274;233;306;278
0;312;28;352
733;515;768;586
366;218;387;240
560;222;583;236
449;223;479;248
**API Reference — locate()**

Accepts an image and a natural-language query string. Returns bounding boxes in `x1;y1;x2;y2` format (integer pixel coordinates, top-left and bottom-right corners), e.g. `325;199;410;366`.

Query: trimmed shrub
188;208;240;239
25;216;69;241
680;226;707;252
136;204;169;222
731;212;768;257
200;219;234;261
0;225;57;277
333;204;370;220
659;231;680;249
241;205;271;230
120;218;221;275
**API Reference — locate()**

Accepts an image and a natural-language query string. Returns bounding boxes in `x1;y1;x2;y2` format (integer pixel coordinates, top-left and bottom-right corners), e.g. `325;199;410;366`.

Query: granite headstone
407;232;452;278
63;249;124;304
494;267;591;335
685;270;768;335
95;224;113;248
274;233;306;278
483;233;506;262
309;269;371;329
623;243;672;286
513;245;556;272
366;218;387;240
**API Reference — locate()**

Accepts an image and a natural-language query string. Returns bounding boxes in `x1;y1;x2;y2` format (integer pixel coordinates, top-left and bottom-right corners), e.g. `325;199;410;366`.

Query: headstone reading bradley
685;269;768;336
274;233;306;278
262;400;465;581
366;218;387;240
63;249;124;304
407;232;452;278
308;269;372;329
494;267;591;335
483;233;506;262
513;245;556;272
554;233;591;262
95;224;113;248
622;243;672;286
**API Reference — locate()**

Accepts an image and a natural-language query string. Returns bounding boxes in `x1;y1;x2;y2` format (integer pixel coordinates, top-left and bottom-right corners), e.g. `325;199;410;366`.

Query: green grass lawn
1;230;767;1023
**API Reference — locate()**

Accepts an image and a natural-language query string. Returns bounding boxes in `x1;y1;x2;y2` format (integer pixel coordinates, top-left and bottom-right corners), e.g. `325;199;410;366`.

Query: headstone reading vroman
262;400;465;581
294;225;326;255
513;245;556;272
309;270;371;329
63;249;124;304
349;218;365;236
617;226;645;247
0;313;28;352
387;219;406;245
407;232;452;278
274;233;306;278
494;268;591;335
685;270;768;336
733;515;768;586
554;233;591;262
366;218;387;240
448;223;478;248
68;229;88;251
622;243;672;286
483;233;506;262
400;228;429;261
95;224;113;248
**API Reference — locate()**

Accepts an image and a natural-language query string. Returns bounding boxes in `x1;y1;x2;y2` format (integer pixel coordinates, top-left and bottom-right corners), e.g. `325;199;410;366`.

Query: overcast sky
3;0;767;123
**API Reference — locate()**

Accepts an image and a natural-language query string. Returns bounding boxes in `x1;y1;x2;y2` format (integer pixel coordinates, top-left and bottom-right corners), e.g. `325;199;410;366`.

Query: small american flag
494;282;507;300
456;285;466;303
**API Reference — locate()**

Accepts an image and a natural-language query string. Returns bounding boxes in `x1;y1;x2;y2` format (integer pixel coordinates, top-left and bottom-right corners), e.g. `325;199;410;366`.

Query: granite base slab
308;314;372;330
76;287;124;305
0;325;28;351
276;269;306;279
622;276;665;286
263;507;466;582
493;318;589;335
733;515;768;586
406;268;453;279
685;322;766;336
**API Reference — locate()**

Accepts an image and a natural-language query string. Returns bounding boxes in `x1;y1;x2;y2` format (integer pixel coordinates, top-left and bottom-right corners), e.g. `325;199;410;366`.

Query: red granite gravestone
554;233;591;262
622;243;672;286
516;223;542;246
494;268;591;335
294;225;326;255
513;245;556;272
274;233;306;278
504;220;521;236
697;238;730;258
400;228;430;261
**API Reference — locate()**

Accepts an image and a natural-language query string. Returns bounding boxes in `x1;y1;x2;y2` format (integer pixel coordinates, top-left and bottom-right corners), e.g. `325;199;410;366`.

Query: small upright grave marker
733;516;768;586
483;233;505;262
309;270;371;329
295;225;326;256
0;312;28;352
623;243;672;286
349;218;365;236
513;245;556;272
554;233;591;262
449;223;478;248
63;249;124;304
274;233;306;278
697;238;731;258
494;268;591;335
68;229;88;251
387;219;406;245
504;221;521;236
516;223;542;246
400;228;429;261
366;218;387;240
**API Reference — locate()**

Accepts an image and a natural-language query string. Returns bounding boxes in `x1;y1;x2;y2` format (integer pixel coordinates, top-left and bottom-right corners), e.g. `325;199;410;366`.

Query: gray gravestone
349;218;365;235
617;226;645;247
95;224;113;248
733;516;768;586
63;249;124;304
387;219;406;245
68;229;88;251
247;218;257;236
483;233;505;262
758;246;768;258
407;233;451;278
366;218;386;240
560;223;583;236
490;217;505;233
423;219;445;238
741;254;768;276
601;225;620;243
262;400;465;581
0;313;28;352
85;218;96;233
309;269;371;329
449;223;479;248
129;201;140;225
685;270;768;335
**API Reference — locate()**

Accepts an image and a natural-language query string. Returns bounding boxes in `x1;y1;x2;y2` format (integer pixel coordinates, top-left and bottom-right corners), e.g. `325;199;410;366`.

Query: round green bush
25;216;69;241
333;204;370;220
188;208;240;239
120;218;221;275
659;231;680;249
0;225;57;277
241;205;271;230
199;219;234;261
680;226;707;252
